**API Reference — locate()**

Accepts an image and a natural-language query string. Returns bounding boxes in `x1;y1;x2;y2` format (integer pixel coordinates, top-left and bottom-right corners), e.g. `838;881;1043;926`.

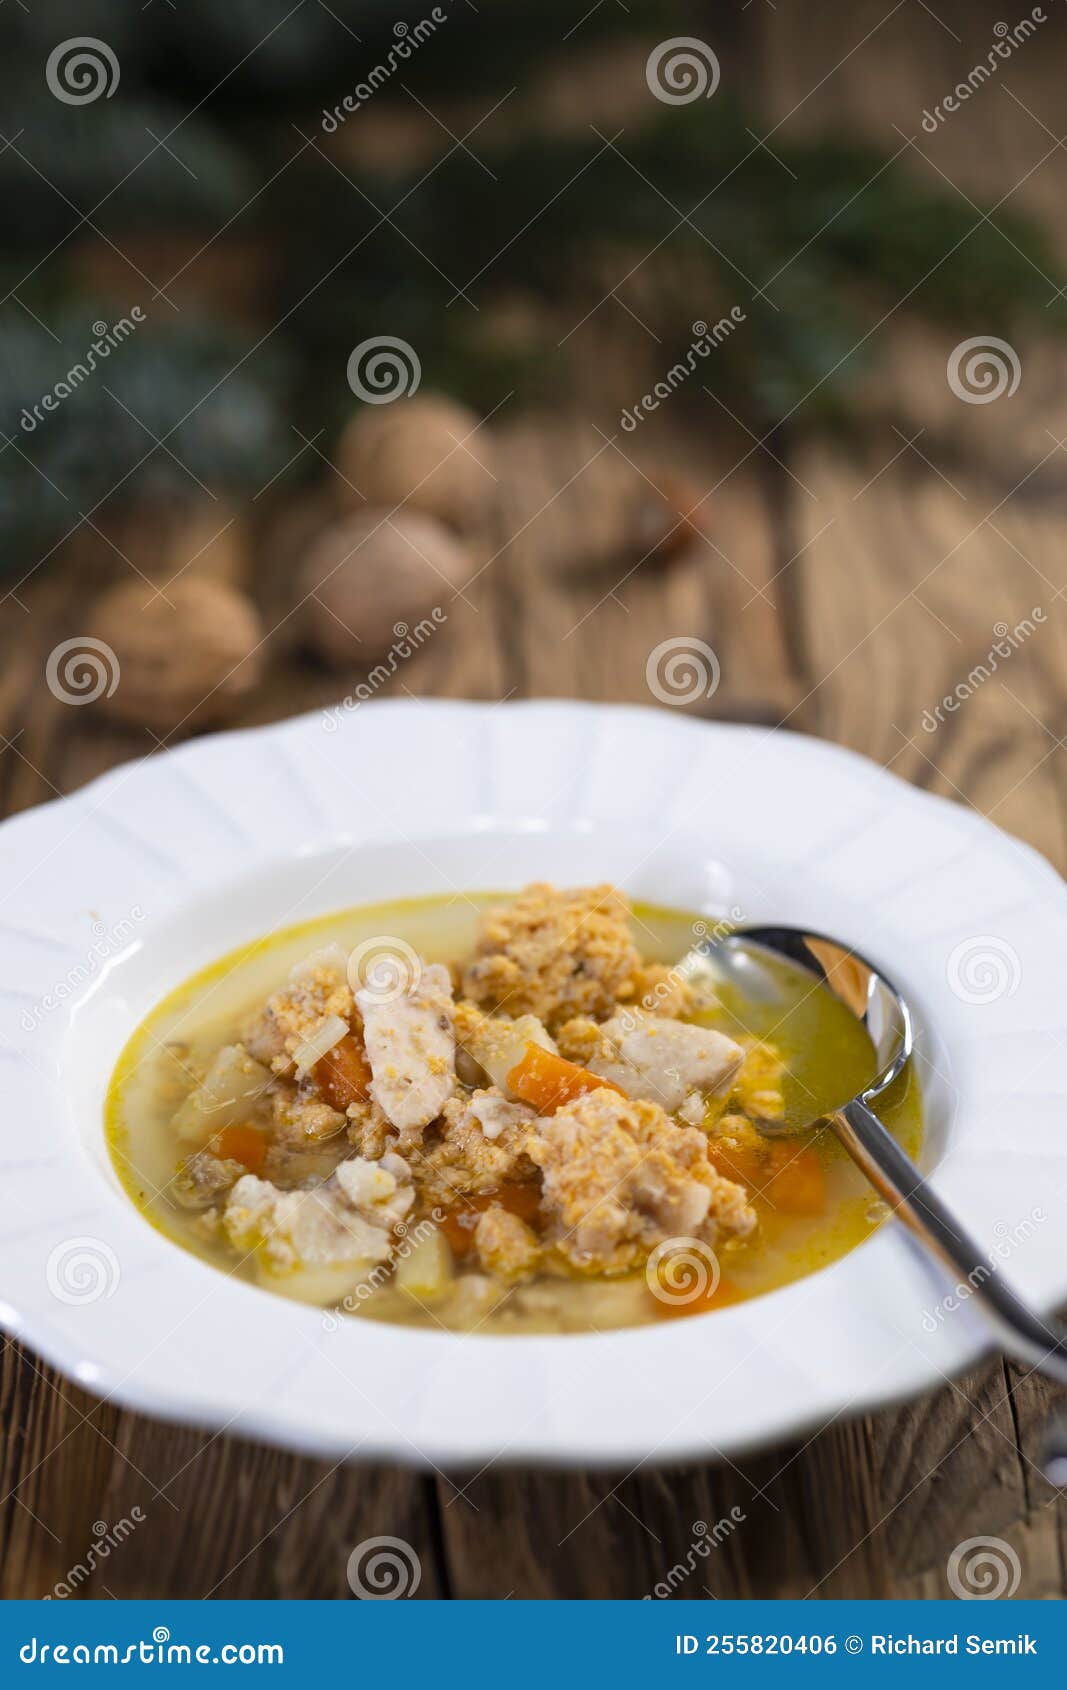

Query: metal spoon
683;925;1067;1473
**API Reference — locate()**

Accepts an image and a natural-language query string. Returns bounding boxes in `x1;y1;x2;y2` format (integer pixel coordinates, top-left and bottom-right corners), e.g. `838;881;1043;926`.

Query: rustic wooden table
3;0;1067;1600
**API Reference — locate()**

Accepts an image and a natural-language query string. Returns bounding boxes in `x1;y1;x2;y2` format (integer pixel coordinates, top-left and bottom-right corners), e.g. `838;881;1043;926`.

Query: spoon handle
830;1097;1067;1388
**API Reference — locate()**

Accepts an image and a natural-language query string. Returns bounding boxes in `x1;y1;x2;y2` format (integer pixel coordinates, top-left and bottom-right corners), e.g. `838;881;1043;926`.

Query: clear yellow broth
105;895;923;1335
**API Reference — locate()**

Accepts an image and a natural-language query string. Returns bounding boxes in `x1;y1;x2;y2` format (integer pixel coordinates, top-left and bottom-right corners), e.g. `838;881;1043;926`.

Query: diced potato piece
394;1226;453;1303
223;1158;413;1307
172;1045;272;1145
255;1259;381;1307
455;1002;557;1094
484;1014;555;1092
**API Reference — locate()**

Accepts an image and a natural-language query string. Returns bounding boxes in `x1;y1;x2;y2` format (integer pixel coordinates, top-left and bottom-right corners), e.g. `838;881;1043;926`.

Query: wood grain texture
3;0;1067;1601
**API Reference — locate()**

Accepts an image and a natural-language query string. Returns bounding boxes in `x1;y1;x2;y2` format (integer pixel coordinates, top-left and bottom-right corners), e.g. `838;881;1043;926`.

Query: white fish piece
356;962;456;1134
590;1010;743;1113
223;1153;415;1303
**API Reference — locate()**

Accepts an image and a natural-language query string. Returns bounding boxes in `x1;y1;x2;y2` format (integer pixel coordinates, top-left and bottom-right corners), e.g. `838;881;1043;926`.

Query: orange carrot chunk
438;1182;544;1259
314;1033;372;1111
707;1138;825;1216
706;1141;764;1192
763;1143;826;1215
438;1207;481;1259
506;1042;625;1113
211;1123;268;1176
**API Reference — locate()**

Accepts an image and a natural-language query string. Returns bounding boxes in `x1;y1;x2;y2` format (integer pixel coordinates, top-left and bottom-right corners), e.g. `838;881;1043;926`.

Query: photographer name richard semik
869;1634;1037;1655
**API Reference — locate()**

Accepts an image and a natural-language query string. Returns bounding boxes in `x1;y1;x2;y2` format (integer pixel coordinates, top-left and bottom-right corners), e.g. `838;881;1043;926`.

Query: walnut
298;508;471;668
85;578;265;735
335;395;495;532
629;471;707;566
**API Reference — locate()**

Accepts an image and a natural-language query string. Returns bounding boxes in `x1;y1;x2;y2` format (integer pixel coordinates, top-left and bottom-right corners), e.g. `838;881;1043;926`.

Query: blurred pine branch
1;0;1062;561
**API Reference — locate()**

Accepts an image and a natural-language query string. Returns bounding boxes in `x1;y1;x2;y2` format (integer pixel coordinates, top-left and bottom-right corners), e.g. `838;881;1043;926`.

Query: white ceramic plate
2;699;1065;1470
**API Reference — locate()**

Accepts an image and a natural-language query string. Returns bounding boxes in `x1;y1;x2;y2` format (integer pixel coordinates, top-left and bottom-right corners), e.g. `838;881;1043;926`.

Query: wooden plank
0;1338;444;1599
482;417;799;721
786;443;1067;873
0;1344;133;1601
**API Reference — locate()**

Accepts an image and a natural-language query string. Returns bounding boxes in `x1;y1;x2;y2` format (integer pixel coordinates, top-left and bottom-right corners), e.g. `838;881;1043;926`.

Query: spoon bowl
715;926;913;1124
683;920;1067;1466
